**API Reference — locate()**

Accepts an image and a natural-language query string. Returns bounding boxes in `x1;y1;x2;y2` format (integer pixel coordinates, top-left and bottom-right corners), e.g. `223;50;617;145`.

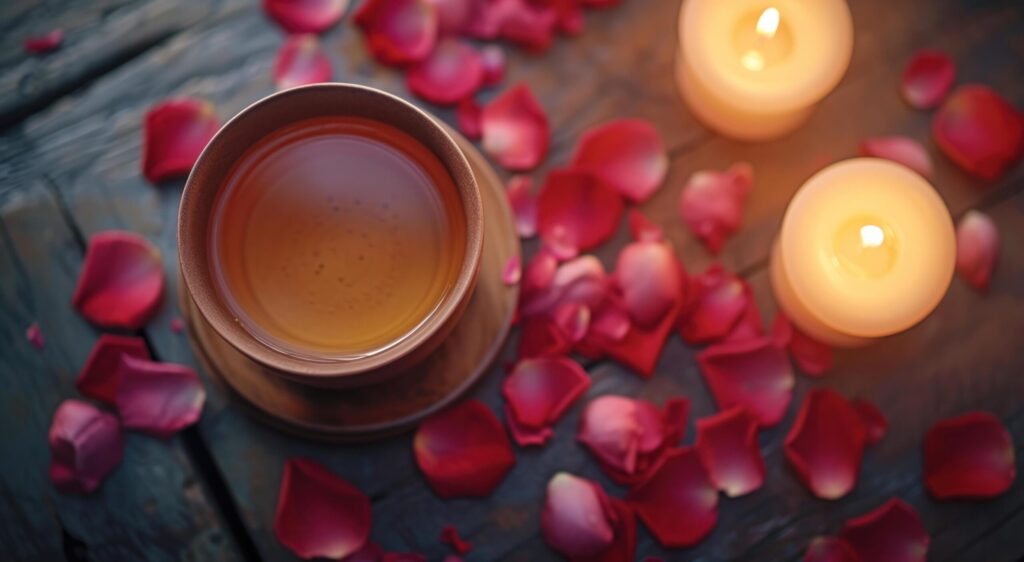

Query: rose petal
480;45;506;86
425;0;472;33
76;334;151;405
859;136;934;178
115;355;205;438
695;407;765;497
440;525;472;554
456;97;482;140
273;458;372;560
355;0;438;66
628;448;718;548
48;399;123;494
784;389;867;500
499;1;557;53
840;499;930;562
553;301;590;343
627;209;663;242
481;83;550;171
804;536;858;562
597;298;681;377
771;313;833;377
924;411;1015;499
506;175;537;238
537;170;623;256
587;297;631;343
24;29;63;54
517;315;571;359
273;34;332;90
678;162;753;254
902;50;955;110
932;85;1024;180
540;473;615;559
26;322;44;350
346;542;385;562
520;254;607;318
677;264;747;344
414;400;516;498
571;119;668;203
502;254;521;286
547;0;584;35
697;338;794;426
407;38;484;105
955;210;999;292
503;357;590;446
170;317;185;334
520;249;559;298
264;0;348;33
142;98;219;183
72;231;164;330
382;554;426;562
613;241;686;330
853;399;888;446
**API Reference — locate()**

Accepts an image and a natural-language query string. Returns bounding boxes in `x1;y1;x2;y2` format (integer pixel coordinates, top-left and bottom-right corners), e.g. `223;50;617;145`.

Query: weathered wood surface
0;0;1022;560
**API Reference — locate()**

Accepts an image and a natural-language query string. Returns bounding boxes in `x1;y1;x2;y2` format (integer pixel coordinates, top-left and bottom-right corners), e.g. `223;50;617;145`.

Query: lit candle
770;158;956;347
676;0;854;141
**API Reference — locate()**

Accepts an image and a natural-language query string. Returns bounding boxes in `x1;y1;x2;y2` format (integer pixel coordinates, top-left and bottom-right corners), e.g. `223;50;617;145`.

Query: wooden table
1;1;1022;560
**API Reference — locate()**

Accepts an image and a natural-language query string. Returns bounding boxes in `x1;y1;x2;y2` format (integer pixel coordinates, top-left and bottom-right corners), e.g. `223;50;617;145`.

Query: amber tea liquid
211;116;466;357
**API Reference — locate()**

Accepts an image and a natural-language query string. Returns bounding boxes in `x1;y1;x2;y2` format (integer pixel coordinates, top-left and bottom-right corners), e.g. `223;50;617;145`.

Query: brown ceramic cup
178;84;483;388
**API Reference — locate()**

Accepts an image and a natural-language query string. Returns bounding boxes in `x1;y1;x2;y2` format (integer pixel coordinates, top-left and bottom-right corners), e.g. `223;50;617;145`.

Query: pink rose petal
541;472;621;560
425;0;473;33
26;322;44;350
804;536;858;562
853;399;888;446
628;448;718;548
481;83;550;171
48;399;123;494
115;355;205;438
924;411;1015;499
859;136;933;178
678;162;752;254
520;254;607;318
695;407;765;497
456;97;482;140
480;45;506;86
902;50;955;110
571;119;668;203
264;0;348;33
771;313;833;377
955;210;999;292
273;34;332;90
499;1;557;53
24;29;63;54
142;98;219;183
506;175;537;238
552;301;590;344
840;499;930;562
697;338;794;427
502;254;521;285
932;85;1024;180
678;264;748;344
77;334;151;405
408;38;484;105
72;231;164;330
355;0;438;66
627;209;663;242
503;357;590;446
613;241;686;329
440;525;472;554
537;170;623;256
784;389;867;500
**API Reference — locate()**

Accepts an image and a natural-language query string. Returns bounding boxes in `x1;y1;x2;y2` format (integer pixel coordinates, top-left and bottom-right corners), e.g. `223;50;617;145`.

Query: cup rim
178;83;484;379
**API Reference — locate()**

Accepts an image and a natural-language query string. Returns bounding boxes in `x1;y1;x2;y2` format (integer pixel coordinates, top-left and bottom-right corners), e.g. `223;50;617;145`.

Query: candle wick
860;225;885;248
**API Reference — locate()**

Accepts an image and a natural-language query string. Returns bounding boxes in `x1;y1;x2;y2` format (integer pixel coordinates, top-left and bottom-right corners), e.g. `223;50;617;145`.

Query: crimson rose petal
273;458;372;560
440;525;472;554
695;407;765;497
346;542;385;562
408;39;484;105
599;299;681;378
804;536;858;562
853;399;888;446
24;29;63;54
859;136;933;178
48;399;123;494
540;472;615;559
77;334;151;405
614;241;686;329
355;0;438;66
628;448;718;548
273;34;332;90
552;301;590;343
955;210;999;292
142;98;219;183
537;170;624;256
481;83;550;171
520;254;607;319
414;400;516;498
503;357;590;446
506;175;537;238
499;1;557;53
116;355;205;438
456;97;482;140
924;411;1015;499
502;254;521;286
26;322;44;349
901;50;955;110
771;313;833;377
840;499;930;562
678;264;748;344
264;0;348;33
697;338;794;427
678;162;752;254
571;119;668;203
72;231;164;330
627;209;663;242
425;0;472;33
932;85;1024;180
517;315;571;359
784;389;867;500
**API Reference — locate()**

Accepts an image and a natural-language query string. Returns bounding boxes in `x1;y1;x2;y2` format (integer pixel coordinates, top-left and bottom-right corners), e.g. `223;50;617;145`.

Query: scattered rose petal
26;322;44;349
932;85;1024;180
503;357;590;446
840;499;930;562
347;542;385;562
480;45;506;86
695;407;765;497
506;175;537;238
520;253;607;320
628;448;718;548
355;0;438;66
170;317;185;334
440;525;472;554
902;50;955;110
115;355;205;438
414;400;516;498
48;399;123;494
678;264;748;344
264;0;348;33
273;34;332;90
804;536;858;562
613;241;685;329
924;411;1015;499
586;298;631;343
784;389;867;500
859;136;933;178
517;315;571;358
24;29;63;54
955;210;999;292
678;162;752;254
537;170;623;256
456;97;482;140
142;98;219;183
481;83;550;171
72;231;164;330
520;249;558;298
853;399;888;446
425;0;472;33
273;458;372;560
771;313;833;377
77;334;151;405
502;254;521;286
627;209;663;242
408;38;484;105
596;298;681;377
571;119;668;203
541;472;635;562
499;1;557;52
548;0;584;35
552;301;590;344
697;338;794;427
719;281;765;344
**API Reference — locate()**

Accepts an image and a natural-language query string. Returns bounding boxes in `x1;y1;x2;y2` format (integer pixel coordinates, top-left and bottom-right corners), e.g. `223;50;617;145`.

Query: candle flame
756;7;780;39
860;225;885;248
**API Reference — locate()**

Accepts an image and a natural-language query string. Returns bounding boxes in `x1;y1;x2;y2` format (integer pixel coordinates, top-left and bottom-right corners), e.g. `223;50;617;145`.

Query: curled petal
628;448;718;548
804;536;858;562
678;264;748;344
517;315;571;359
26;322;44;350
853;399;888;446
520;254;607;318
72;231;164;330
784;389;867;500
355;0;438;66
840;499;930;562
678;162;752;254
541;473;615;559
48;399;123;494
77;334;151;405
408;39;484;105
613;241;686;329
571;119;668;203
116;355;205;438
697;338;794;427
273;34;332;90
440;525;472;554
142;98;219;183
924;411;1015;499
597;298;681;377
859;136;933;178
955;210;999;292
480;45;506;86
902;50;955;110
24;29;63;54
414;400;516;498
503;357;590;446
771;313;833;377
537;170;624;256
627;209;663;242
273;458;372;559
932;85;1024;180
506;175;537;238
695;407;765;497
456;97;482;140
502;254;521;285
481;83;550;171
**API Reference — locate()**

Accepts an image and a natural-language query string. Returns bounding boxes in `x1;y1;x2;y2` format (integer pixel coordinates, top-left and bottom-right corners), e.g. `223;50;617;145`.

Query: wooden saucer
180;131;519;441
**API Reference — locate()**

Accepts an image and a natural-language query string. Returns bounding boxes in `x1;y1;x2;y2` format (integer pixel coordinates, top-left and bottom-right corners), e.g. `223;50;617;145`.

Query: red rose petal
72;231;164;330
804;536;858;562
678;264;748;344
853;399;888;446
26;322;44;350
678;162;752;254
840;499;930;562
456;97;482;140
784;389;867;500
499;1;557;53
537;170;624;256
771;313;833;377
115;355;205;438
582;296;630;345
571;119;668;203
932;85;1024;180
598;298;681;377
613;241;686;329
383;554;426;562
24;29;63;54
502;254;521;286
719;281;765;344
628;448;718;548
481;83;550;171
264;0;348;33
506;175;537;238
440;525;472;554
540;473;617;560
924;411;1015;499
520;254;607;318
355;0;438;66
697;338;794;427
142;98;219;183
902;50;955;110
480;45;506;86
414;400;516;498
425;0;472;33
273;34;332;90
408;39;484;105
273;458;372;560
48;399;123;494
503;357;590;446
695;407;765;497
517;315;571;359
627;209;663;242
955;210;999;292
76;334;151;405
520;249;558;297
859;136;933;178
547;0;584;35
552;301;590;343
346;542;385;562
